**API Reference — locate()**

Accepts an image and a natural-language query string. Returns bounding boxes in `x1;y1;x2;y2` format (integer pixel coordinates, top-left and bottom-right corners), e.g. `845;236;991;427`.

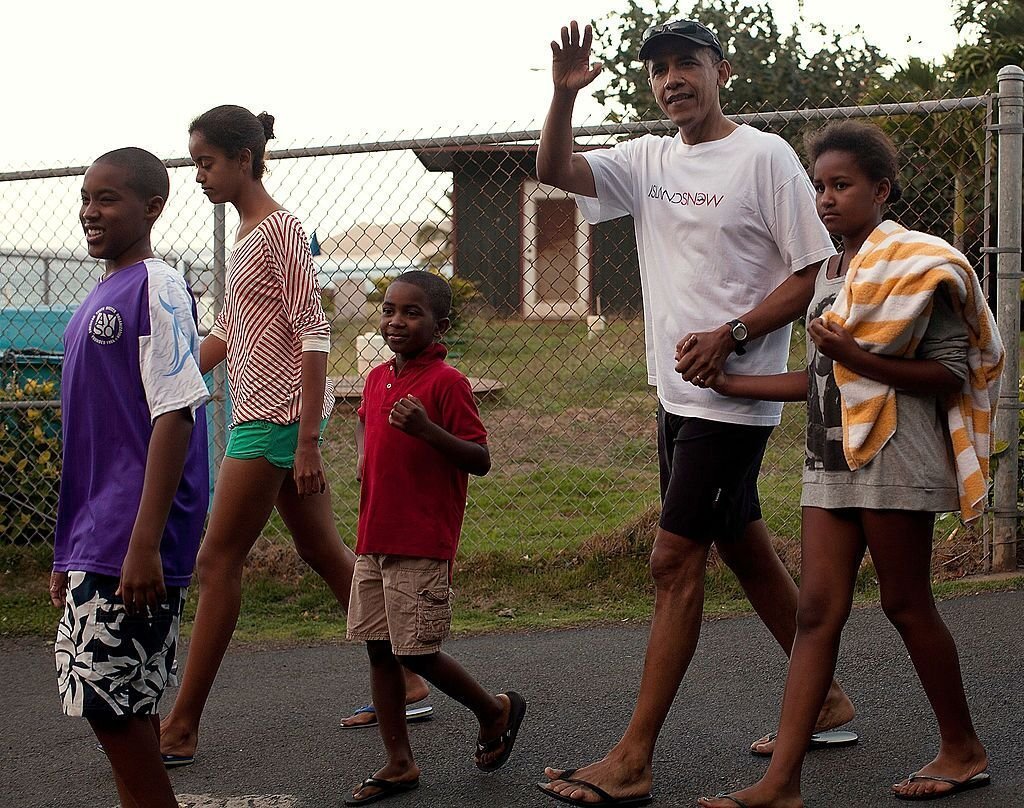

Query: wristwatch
727;319;749;355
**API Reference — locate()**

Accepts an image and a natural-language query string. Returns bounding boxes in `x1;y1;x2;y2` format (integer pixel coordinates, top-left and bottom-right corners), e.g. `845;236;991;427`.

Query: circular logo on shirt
89;306;123;345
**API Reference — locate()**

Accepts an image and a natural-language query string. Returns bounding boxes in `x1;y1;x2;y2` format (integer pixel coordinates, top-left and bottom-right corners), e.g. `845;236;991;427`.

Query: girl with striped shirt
159;105;427;762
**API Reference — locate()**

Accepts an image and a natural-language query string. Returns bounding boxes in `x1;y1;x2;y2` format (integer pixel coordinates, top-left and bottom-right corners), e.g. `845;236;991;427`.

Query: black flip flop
536;779;654;807
97;743;194;769
475;690;527;772
708;793;749;808
343;776;420;806
893;771;991;801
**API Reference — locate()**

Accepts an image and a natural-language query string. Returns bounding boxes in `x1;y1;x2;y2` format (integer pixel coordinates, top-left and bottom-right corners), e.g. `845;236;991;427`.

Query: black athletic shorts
657;406;774;542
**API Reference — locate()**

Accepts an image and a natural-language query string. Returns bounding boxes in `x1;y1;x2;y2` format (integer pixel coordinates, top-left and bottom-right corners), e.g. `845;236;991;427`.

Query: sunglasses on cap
638;19;724;61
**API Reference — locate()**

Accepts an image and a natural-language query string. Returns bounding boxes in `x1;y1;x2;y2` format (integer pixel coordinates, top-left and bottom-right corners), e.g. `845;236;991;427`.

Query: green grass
2;316;1019;642
4;542;1021;644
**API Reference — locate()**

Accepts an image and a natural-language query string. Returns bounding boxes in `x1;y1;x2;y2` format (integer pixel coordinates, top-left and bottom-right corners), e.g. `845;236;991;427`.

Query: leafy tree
591;0;889;121
949;0;1024;87
867;58;986;250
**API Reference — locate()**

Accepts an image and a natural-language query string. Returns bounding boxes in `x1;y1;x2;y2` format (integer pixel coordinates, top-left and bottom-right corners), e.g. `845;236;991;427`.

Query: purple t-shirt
53;259;210;586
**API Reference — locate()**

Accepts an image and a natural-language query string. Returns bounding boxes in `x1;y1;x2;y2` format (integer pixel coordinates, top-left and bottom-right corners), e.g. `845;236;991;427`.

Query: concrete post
993;65;1023;572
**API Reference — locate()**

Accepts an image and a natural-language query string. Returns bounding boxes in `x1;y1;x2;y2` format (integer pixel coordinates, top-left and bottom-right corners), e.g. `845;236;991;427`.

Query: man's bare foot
540;753;652;805
696;784;804;808
749;681;855;755
158;715;197;759
891;745;989;800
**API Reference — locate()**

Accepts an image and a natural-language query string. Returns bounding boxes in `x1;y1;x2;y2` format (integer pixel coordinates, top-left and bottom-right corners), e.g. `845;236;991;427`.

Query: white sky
2;0;963;168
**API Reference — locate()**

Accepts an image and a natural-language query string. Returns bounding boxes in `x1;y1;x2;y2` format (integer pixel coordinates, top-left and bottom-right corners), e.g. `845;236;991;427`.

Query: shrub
0;379;61;545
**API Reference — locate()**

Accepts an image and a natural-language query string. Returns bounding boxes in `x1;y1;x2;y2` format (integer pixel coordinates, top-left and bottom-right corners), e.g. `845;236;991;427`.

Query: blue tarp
0;307;74;353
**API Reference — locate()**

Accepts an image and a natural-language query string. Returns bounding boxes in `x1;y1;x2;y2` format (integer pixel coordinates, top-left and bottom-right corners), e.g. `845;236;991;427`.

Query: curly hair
804;120;903;205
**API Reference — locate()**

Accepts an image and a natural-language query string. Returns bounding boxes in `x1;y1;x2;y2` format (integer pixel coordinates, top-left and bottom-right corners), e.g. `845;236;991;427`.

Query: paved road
3;590;1020;807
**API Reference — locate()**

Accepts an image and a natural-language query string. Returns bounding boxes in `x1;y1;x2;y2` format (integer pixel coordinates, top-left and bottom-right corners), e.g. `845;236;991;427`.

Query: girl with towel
698;121;1003;807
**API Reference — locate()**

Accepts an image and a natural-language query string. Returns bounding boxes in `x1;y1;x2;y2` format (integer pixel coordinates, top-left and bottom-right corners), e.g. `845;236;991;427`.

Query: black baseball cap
638;18;725;61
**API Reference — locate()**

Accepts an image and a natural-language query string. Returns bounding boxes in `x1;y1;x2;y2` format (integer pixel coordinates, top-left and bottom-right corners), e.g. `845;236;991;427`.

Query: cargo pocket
415;587;452;645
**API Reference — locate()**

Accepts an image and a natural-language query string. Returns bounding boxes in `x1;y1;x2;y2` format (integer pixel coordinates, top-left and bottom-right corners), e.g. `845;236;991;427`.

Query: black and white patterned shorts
55;571;186;719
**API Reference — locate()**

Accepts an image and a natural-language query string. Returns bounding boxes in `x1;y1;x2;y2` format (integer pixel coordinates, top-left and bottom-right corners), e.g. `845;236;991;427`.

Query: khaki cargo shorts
346;554;453;655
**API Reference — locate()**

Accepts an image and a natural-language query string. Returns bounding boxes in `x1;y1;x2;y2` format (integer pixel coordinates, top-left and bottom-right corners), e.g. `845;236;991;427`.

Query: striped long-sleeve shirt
210;209;333;426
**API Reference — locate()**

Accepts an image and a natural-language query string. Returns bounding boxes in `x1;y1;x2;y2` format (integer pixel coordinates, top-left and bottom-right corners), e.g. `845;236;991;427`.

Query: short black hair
804;120;904;205
189;105;276;179
93;147;169;201
390;270;452;320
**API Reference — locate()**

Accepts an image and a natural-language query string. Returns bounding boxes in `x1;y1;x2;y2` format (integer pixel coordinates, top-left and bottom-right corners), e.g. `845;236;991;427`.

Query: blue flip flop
340;699;433;729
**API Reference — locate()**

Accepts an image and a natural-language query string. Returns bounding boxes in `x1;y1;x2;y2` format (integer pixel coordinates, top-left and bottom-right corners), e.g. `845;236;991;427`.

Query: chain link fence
2;85;1021;576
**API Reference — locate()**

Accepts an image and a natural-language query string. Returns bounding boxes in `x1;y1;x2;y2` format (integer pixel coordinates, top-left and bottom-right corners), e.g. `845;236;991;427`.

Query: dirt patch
483;398;656;475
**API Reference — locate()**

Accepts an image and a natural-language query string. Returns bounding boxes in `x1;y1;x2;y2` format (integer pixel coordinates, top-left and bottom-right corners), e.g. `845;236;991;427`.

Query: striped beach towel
823;220;1005;521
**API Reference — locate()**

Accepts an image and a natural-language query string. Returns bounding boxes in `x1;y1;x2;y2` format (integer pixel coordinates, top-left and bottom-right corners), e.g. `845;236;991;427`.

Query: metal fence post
211;202;227;483
993;65;1023;572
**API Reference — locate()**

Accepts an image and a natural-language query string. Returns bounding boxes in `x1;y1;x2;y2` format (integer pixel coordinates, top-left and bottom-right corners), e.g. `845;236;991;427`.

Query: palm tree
949;0;1024;87
867;58;986;251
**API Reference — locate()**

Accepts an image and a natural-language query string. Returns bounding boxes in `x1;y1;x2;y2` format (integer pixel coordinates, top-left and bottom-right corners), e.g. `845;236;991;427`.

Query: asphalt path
3;590;1020;807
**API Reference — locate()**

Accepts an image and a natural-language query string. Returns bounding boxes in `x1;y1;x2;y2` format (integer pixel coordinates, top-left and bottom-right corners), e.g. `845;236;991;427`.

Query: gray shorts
55;571;185;719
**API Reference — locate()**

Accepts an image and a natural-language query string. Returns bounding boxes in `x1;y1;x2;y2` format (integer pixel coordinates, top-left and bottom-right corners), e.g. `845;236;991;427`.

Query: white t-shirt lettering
578;124;836;426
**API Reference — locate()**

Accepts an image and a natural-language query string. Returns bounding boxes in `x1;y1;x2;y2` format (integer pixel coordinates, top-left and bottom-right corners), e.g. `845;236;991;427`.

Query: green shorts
225;419;328;469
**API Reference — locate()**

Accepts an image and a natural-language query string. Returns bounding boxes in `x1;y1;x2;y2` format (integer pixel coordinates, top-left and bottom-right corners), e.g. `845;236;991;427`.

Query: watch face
732;321;748;342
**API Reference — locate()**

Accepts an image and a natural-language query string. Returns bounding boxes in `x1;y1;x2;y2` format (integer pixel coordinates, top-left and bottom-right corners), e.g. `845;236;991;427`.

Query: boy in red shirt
345;270;527;805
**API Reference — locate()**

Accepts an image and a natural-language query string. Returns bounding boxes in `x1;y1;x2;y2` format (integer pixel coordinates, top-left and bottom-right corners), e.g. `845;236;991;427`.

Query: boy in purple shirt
49;147;209;808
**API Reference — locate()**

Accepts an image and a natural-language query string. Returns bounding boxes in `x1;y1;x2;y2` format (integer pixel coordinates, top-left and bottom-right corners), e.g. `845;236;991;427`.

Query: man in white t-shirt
536;19;855;806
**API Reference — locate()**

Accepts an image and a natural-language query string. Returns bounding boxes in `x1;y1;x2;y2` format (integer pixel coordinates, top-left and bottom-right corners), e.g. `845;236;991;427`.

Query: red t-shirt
356;344;487;560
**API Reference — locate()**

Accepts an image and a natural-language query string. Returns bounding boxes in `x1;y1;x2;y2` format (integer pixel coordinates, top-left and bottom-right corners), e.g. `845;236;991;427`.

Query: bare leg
160;457;287;757
542;527;709;804
276;474;355;607
719;519;855;753
399;651;509;768
92;714;178;808
275;475;434;726
865;511;988;800
349;641;421;802
698;507;865;808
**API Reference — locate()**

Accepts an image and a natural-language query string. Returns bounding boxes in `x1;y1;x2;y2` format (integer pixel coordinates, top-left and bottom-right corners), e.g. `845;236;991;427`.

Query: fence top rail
0;95;990;183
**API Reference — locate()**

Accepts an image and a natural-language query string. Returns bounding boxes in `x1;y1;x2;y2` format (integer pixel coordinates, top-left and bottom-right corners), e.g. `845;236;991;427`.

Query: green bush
0;379;60;544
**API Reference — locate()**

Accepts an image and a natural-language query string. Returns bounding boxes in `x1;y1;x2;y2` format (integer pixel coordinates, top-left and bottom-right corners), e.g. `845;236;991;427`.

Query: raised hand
551;20;603;93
